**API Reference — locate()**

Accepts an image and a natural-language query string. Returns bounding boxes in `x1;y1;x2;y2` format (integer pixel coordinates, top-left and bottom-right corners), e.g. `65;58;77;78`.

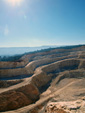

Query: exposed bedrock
0;45;85;112
45;99;85;113
0;83;39;112
30;59;84;90
0;80;23;88
0;68;29;78
0;53;78;70
78;60;85;69
42;59;80;73
24;55;78;74
51;69;85;86
0;61;27;69
0;45;84;70
31;71;52;88
0;55;78;78
78;53;85;59
0;58;84;83
0;59;85;112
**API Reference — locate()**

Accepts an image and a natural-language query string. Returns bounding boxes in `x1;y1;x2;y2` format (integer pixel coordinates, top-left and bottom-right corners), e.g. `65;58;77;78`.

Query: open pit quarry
0;45;85;113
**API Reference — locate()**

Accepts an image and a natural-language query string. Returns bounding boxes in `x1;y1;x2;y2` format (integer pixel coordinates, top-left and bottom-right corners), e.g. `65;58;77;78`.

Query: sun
7;0;23;6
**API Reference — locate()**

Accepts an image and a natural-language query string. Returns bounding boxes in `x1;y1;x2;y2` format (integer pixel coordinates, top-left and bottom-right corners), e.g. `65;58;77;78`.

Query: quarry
0;45;85;113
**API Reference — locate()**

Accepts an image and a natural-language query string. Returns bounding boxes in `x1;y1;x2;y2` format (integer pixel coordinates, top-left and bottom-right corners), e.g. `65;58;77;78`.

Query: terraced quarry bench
0;45;85;113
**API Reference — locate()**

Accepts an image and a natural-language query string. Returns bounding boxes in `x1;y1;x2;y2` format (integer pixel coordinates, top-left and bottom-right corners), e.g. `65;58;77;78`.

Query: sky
0;0;85;47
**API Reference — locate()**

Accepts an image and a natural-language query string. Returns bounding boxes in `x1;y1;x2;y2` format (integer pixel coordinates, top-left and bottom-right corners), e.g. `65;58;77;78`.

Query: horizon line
0;44;85;48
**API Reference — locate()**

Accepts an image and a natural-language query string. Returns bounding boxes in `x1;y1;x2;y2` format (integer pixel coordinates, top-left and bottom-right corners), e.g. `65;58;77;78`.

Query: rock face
0;55;78;78
0;61;26;69
31;71;52;88
45;98;85;113
0;45;85;113
0;45;84;78
0;80;23;88
78;60;85;69
0;83;39;112
45;104;67;113
0;91;30;111
0;67;30;78
42;59;80;73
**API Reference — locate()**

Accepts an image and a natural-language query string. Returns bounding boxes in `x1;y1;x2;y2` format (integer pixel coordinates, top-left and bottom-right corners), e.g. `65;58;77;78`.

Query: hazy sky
0;0;85;47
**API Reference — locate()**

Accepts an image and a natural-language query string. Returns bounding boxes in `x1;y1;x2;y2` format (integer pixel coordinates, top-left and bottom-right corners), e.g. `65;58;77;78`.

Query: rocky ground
0;45;85;113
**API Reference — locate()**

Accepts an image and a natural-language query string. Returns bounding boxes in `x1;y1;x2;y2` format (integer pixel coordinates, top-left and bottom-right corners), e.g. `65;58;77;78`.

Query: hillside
0;45;85;113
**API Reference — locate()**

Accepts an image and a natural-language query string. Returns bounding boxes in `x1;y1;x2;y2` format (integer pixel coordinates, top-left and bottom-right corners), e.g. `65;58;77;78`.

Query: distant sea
0;46;57;56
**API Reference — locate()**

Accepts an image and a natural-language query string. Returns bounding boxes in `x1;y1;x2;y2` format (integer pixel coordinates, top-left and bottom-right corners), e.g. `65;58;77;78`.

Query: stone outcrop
42;59;80;73
45;98;85;113
0;80;23;88
0;68;24;78
0;59;85;111
0;55;78;78
30;58;83;90
0;61;26;69
78;60;85;69
0;45;85;112
31;71;52;88
0;83;39;112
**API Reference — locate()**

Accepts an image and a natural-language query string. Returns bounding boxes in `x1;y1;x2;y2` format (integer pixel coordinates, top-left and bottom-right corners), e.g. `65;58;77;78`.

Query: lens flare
7;0;23;6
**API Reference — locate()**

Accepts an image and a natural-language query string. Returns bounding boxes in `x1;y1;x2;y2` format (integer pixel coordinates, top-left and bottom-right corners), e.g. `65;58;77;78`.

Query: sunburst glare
6;0;23;6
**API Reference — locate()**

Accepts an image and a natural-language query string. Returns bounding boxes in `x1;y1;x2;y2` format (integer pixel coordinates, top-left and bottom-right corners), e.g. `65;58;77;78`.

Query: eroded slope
0;45;85;113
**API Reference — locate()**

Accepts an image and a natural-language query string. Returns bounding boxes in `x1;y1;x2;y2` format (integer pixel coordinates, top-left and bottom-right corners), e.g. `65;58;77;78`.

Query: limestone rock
0;83;39;112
